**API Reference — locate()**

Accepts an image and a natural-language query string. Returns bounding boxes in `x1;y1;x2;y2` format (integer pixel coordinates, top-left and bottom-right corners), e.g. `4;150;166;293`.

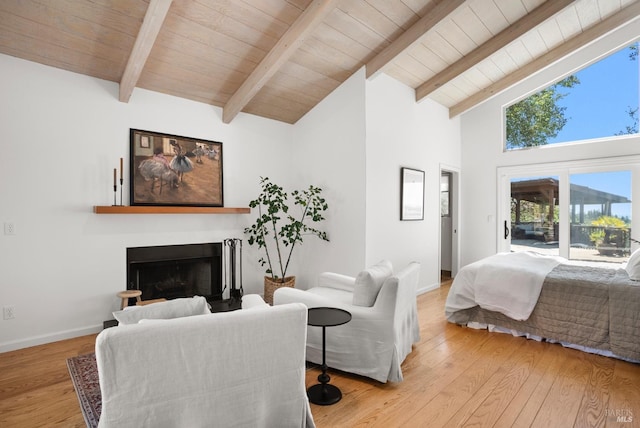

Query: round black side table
306;307;352;405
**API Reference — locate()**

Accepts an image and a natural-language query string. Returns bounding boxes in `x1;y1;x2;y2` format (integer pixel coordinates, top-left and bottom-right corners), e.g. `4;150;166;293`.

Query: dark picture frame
130;129;223;207
400;167;425;221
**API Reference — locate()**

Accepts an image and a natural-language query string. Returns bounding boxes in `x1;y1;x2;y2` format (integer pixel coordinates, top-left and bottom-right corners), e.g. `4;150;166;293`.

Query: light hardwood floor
1;281;639;427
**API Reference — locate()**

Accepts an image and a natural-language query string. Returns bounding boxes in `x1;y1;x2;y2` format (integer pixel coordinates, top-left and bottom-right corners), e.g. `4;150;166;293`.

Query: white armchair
274;261;421;383
96;296;314;428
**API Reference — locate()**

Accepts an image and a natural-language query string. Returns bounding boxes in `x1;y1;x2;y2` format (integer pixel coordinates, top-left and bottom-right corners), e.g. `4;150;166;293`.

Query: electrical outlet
4;222;15;235
3;306;15;320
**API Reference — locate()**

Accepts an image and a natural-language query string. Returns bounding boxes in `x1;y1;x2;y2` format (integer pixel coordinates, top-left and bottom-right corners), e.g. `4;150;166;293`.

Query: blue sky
548;43;639;143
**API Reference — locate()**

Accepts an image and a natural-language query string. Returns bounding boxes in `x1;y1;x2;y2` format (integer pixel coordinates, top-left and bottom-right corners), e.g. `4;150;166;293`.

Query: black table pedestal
307;383;342;405
307;325;342;405
306;308;351;406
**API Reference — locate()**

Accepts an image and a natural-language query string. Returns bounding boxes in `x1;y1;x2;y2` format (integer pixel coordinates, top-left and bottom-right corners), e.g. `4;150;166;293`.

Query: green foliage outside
510;199;559;224
505;76;579;149
615;44;639;135
588;215;628;245
615;107;639;136
244;177;329;281
630;44;638;60
583;209;630;225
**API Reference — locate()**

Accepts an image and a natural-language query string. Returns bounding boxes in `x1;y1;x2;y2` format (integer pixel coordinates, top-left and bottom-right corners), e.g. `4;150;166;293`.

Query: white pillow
241;294;269;310
625;248;640;280
113;296;211;325
137;318;170;324
352;260;393;307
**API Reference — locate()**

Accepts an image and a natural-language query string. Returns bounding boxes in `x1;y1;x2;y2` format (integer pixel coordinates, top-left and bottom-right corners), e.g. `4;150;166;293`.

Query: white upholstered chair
274;261;421;383
96;295;314;428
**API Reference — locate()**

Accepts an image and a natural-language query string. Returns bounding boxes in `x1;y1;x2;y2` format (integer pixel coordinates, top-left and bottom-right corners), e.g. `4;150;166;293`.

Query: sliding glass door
498;157;637;263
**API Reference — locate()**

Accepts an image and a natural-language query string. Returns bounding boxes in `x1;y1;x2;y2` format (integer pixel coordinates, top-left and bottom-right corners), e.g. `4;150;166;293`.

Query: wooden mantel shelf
94;206;250;214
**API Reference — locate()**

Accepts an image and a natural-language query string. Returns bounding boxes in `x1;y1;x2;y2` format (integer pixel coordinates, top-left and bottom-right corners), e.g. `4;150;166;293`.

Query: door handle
504;220;510;240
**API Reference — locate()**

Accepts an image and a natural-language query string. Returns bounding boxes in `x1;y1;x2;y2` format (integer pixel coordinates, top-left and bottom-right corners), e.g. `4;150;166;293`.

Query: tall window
505;41;639;151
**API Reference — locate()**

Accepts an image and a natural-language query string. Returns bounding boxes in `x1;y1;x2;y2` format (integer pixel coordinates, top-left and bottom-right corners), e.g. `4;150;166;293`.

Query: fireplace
126;243;222;303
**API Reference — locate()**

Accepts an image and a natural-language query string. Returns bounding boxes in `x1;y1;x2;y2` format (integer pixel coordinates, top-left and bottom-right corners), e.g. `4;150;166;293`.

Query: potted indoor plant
244;177;329;304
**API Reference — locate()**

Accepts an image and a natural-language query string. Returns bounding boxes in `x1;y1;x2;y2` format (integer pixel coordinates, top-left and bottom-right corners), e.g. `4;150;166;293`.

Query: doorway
440;167;459;279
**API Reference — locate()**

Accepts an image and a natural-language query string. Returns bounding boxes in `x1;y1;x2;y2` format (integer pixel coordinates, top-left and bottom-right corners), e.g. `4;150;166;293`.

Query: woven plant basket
264;276;295;305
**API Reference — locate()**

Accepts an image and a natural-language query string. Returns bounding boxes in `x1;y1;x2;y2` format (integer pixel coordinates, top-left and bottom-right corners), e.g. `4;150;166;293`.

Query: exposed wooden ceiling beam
415;0;576;102
365;0;466;80
449;1;640;118
222;0;339;124
119;0;172;103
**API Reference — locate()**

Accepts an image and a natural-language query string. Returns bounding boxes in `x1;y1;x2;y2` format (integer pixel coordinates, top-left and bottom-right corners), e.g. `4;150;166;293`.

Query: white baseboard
0;324;103;353
417;282;440;295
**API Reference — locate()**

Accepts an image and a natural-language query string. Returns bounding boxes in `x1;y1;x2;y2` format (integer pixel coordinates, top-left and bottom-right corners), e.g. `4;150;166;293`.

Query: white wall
460;19;640;267
0;55;463;351
290;69;463;293
291;69;367;287
365;73;461;292
0;54;294;351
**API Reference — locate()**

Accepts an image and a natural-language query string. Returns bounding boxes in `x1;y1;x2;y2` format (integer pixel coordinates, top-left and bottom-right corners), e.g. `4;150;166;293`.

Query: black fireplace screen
127;243;222;302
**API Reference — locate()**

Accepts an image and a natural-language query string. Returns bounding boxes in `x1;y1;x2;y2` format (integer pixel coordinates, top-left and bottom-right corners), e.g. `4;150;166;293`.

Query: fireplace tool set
223;238;243;303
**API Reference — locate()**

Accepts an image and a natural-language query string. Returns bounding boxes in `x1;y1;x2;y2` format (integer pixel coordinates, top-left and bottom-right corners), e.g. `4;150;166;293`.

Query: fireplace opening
127;243;222;303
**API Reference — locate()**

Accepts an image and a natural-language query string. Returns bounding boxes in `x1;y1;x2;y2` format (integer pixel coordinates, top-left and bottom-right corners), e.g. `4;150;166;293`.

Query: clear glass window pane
569;171;632;263
505;41;639;150
510;176;559;256
441;192;449;217
441;174;450;217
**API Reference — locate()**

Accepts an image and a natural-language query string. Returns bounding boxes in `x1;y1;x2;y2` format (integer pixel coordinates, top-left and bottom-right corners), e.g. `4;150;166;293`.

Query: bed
445;251;640;362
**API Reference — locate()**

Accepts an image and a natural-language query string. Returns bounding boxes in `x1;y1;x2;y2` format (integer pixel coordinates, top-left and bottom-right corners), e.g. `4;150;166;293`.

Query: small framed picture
139;135;150;148
401;167;424;221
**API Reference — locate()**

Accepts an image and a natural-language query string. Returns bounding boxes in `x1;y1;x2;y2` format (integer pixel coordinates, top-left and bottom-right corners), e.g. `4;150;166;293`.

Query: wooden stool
136;298;166;306
117;290;142;309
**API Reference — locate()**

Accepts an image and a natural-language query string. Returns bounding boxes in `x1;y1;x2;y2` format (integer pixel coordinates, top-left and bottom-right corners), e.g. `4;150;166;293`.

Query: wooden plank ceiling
0;0;638;124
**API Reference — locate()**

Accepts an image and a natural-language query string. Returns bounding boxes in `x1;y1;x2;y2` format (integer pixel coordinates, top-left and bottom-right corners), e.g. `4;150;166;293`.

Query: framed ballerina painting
129;129;223;207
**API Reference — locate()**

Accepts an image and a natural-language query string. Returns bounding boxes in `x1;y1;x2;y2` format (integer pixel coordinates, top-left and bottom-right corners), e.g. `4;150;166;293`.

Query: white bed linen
446;251;563;321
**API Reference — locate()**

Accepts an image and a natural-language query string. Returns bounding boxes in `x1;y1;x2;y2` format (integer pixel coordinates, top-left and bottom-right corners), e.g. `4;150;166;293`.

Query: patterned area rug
67;353;100;428
67;351;315;428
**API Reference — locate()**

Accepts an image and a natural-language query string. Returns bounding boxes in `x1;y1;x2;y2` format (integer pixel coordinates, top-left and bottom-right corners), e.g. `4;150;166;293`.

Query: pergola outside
511;178;631;246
